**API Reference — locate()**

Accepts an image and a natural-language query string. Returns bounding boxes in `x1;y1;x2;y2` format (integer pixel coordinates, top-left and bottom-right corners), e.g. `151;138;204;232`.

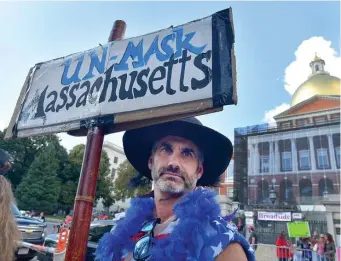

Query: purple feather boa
95;188;236;261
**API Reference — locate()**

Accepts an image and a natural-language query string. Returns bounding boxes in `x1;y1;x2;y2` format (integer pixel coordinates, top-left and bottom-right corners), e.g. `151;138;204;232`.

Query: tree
66;144;114;207
113;160;152;202
15;144;61;213
0;130;66;190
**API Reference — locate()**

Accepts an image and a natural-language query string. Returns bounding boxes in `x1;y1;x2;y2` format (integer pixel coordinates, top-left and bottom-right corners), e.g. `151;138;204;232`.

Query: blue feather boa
96;188;235;261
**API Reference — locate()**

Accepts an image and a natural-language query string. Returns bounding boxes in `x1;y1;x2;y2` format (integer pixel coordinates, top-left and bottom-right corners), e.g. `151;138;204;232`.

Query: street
20;221;60;261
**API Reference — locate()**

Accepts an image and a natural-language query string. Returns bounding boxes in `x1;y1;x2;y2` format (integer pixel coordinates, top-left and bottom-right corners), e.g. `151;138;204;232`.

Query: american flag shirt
95;188;256;261
120;217;255;261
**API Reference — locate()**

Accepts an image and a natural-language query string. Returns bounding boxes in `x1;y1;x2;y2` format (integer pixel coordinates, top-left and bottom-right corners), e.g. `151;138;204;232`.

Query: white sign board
258;211;291;222
6;8;236;139
292;213;303;219
244;211;254;217
246;218;254;225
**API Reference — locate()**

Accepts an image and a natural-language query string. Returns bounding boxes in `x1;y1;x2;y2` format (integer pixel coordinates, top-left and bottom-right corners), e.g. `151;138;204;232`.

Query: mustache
159;166;185;179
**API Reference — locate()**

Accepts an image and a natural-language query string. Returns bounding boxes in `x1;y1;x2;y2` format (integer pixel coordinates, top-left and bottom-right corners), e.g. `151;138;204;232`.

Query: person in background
39;212;46;222
324;233;336;261
0;149;21;261
317;234;326;261
248;226;258;252
300;237;312;261
312;231;319;261
276;231;291;261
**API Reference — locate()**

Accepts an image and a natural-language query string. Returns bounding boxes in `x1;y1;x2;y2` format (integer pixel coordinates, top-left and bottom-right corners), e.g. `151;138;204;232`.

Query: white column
275;140;280;173
254;143;259;175
291;139;298;172
269;141;274;173
309;136;316;171
328;134;337;170
248;143;253;176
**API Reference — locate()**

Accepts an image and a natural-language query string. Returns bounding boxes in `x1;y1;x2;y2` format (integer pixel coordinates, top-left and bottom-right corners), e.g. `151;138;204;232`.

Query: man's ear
197;163;204;180
148;156;153;170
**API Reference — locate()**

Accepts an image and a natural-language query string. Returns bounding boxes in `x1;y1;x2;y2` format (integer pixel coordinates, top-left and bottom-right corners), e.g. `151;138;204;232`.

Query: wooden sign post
64;20;126;261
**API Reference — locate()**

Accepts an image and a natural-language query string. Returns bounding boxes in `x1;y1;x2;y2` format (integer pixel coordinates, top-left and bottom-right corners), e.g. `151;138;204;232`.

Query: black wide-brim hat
122;117;233;186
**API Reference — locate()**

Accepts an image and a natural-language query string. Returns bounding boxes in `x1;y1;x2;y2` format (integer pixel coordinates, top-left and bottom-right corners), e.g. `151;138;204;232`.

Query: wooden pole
64;20;126;261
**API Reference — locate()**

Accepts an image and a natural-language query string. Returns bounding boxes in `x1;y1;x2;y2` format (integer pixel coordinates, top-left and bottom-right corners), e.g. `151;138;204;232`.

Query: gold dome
291;55;340;106
291;74;340;106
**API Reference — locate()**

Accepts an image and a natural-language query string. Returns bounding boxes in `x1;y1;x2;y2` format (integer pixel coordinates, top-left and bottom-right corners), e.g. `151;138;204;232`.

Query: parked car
12;203;47;261
37;219;117;261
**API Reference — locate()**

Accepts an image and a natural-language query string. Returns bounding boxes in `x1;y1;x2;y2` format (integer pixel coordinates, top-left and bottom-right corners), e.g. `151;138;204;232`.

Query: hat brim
122;120;233;186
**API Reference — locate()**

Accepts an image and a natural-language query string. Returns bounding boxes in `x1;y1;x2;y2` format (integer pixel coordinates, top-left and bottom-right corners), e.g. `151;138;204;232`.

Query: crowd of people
275;230;337;261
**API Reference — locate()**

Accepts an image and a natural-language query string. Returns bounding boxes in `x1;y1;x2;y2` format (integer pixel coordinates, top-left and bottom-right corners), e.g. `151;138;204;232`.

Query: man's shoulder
201;217;255;261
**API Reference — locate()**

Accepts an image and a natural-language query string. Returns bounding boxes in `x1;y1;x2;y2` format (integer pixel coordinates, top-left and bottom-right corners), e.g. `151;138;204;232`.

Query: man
248;226;258;252
96;117;255;261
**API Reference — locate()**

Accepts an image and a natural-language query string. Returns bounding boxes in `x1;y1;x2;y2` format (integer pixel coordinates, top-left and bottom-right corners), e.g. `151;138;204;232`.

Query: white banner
258;211;292;222
6;8;236;138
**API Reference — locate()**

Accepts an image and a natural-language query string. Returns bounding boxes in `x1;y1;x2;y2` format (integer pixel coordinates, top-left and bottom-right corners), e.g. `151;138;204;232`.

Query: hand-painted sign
258;211;292;222
6;8;236;138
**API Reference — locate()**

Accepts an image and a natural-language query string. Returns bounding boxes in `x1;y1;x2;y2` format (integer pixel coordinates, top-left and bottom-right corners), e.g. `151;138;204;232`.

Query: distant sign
292;213;303;219
258;211;291;222
6;8;236;139
287;222;311;238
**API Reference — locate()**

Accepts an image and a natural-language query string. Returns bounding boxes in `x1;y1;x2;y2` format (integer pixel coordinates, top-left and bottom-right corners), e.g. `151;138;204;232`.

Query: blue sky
0;1;339;150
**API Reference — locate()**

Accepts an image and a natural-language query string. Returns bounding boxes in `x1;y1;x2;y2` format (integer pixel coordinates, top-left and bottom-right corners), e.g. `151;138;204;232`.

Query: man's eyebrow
159;142;172;148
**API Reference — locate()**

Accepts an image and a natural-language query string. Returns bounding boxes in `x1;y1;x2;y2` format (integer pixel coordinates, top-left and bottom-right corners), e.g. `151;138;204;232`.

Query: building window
281;121;291;129
228;188;234;199
227;161;234;180
111;168;116;179
317;148;329;169
299;150;310;170
114;157;118;164
260;156;269;173
335;147;340;168
296;119;306;127
281;152;292;171
314;116;327;125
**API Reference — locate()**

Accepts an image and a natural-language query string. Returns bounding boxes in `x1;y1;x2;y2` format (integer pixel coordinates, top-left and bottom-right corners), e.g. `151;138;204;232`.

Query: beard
151;165;198;194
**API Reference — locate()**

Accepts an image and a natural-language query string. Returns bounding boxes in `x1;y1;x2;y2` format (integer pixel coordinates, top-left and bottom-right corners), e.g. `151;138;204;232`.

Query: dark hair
325;233;334;243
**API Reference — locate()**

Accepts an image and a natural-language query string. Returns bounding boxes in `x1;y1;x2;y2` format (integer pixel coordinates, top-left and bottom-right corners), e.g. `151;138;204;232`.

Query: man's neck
153;190;184;223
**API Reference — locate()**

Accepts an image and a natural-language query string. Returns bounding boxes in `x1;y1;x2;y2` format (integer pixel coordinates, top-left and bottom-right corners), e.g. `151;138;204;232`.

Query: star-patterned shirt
121;216;255;261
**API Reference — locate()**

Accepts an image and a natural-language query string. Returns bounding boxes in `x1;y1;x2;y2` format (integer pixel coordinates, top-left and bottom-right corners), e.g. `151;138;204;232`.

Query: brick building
233;55;340;245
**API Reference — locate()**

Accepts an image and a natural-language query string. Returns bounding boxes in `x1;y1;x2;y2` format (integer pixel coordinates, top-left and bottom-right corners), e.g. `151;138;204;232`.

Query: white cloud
263;36;340;123
262;103;290;124
284;36;341;95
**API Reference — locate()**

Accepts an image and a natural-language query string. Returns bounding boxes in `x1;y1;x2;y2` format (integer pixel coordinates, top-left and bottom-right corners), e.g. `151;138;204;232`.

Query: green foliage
0;130;65;190
15;145;61;213
113;160;152;202
67;144;115;208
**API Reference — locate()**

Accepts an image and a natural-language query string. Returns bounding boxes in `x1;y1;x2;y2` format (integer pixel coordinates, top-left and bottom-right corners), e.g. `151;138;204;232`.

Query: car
12;203;47;261
37;219;117;261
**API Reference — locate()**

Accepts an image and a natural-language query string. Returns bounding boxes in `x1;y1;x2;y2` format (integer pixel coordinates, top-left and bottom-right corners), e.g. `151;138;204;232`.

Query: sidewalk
255;244;276;261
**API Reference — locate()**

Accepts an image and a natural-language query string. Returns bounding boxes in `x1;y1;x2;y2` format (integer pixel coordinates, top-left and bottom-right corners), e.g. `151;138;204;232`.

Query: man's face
148;136;204;194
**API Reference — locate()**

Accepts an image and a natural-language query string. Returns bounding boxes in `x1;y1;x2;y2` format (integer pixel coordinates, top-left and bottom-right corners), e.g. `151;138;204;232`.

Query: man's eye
161;146;172;153
182;150;194;157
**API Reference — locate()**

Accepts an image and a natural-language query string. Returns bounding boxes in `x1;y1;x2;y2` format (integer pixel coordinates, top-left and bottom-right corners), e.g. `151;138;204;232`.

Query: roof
103;141;125;155
274;95;340;119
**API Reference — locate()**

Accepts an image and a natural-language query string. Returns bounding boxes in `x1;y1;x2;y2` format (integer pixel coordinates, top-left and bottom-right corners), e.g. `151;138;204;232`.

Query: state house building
233;55;340;245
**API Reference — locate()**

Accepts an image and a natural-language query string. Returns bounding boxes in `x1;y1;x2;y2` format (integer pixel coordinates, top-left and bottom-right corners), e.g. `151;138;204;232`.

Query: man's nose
167;152;181;171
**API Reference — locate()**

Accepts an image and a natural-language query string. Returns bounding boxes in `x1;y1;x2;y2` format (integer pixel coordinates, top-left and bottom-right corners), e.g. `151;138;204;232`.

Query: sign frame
5;8;236;139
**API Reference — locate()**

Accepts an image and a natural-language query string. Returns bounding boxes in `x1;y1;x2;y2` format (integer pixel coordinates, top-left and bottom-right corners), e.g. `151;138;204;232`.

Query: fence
254;244;340;261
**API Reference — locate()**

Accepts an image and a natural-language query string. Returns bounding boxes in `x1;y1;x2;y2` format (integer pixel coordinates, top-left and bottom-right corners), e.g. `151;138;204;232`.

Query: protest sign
6;8;236;139
287;222;311;238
